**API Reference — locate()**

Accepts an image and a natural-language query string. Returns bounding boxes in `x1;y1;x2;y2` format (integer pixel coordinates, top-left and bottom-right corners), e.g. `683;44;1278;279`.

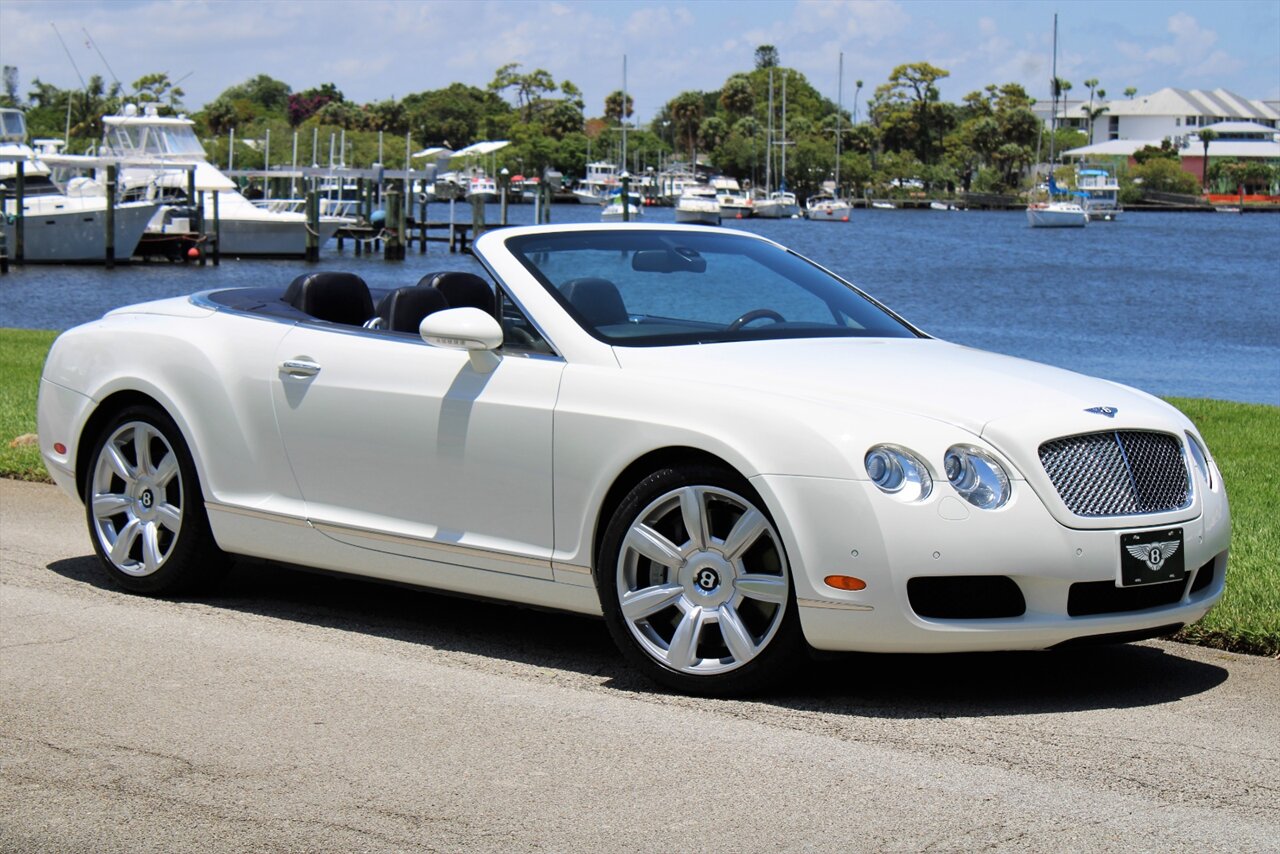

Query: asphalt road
2;477;1277;853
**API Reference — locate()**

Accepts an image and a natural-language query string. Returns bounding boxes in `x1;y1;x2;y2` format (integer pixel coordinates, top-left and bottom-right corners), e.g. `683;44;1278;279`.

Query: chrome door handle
280;359;321;377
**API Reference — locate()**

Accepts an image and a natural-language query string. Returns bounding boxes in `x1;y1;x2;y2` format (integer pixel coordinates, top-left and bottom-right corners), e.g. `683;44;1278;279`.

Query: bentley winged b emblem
1125;540;1181;572
1085;406;1118;417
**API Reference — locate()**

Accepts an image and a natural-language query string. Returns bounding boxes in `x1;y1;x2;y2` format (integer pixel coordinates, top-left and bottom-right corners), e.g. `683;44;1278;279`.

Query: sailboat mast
621;54;628;169
766;69;774;193
780;71;788;192
1049;13;1058;167
835;52;843;192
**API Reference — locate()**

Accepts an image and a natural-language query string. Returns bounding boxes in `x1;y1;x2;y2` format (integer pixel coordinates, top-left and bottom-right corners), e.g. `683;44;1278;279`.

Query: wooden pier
335;221;477;256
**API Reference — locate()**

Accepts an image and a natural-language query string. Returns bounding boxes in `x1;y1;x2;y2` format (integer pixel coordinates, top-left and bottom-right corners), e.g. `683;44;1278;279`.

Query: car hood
612;337;1176;437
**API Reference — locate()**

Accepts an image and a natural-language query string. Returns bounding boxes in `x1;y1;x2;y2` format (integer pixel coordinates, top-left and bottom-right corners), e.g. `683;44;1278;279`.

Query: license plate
1119;528;1186;587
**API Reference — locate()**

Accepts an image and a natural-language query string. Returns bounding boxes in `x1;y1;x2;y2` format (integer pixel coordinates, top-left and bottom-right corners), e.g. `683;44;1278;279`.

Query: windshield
507;229;918;346
108;123;206;157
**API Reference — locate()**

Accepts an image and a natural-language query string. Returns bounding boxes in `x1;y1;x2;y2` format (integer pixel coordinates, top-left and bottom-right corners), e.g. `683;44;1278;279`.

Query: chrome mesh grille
1039;431;1190;517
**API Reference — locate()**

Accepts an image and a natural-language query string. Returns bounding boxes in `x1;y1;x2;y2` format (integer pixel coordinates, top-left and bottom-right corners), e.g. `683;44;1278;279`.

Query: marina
3;203;1276;407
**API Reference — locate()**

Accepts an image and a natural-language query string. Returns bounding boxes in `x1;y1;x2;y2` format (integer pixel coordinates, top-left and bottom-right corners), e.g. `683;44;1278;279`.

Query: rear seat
282;272;374;326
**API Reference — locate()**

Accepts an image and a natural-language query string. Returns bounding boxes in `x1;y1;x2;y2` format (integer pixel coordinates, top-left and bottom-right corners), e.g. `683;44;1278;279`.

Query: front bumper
752;474;1229;653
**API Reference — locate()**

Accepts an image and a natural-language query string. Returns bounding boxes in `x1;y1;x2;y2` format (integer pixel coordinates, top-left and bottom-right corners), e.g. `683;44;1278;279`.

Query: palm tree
1124;86;1137;100
1083;78;1099;140
1198;128;1218;191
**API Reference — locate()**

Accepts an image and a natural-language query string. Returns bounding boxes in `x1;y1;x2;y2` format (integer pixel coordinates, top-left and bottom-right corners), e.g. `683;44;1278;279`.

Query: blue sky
2;0;1277;127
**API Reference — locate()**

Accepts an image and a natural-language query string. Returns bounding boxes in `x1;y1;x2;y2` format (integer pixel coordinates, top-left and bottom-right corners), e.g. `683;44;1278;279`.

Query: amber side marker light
824;575;867;591
54;443;67;454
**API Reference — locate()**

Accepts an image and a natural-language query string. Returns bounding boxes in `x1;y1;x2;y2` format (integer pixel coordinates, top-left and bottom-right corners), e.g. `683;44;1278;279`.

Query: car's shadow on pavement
48;554;1229;718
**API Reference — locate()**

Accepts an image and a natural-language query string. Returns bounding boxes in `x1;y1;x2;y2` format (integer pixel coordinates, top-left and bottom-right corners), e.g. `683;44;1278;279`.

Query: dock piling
14;160;24;263
105;165;117;269
211;189;221;266
305;185;320;263
384;185;404;260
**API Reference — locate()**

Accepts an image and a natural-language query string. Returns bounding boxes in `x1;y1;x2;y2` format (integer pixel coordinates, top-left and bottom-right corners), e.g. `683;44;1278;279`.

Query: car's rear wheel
597;464;803;696
85;404;224;595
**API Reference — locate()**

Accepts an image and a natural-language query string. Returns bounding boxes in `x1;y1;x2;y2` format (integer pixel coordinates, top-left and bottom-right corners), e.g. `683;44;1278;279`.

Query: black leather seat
560;277;629;326
283;272;374;326
374;286;450;333
419;271;494;313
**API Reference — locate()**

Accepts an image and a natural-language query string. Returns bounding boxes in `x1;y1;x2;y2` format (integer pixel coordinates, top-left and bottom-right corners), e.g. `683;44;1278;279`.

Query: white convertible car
37;224;1229;694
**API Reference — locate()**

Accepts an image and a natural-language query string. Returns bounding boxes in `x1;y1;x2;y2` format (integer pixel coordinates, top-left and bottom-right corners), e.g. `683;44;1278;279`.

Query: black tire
596;464;804;696
83;403;226;595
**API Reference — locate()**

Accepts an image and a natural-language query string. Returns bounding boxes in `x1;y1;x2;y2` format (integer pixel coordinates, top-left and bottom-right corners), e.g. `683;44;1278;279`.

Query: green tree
217;74;291;113
2;66;18;107
669;90;703;163
1197;128;1218;190
1130;158;1199;195
719;74;754;117
131;72;185;113
488;62;557;123
754;45;779;70
869;62;953;165
1124;86;1137;99
604;90;634;122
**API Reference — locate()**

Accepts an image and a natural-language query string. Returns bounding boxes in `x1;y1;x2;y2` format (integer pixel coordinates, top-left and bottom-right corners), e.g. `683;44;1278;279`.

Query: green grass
0;329;57;481
1;329;1276;655
1166;397;1280;657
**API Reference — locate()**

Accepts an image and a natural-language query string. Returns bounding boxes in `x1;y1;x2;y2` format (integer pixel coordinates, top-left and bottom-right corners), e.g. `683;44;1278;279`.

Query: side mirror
421;307;503;373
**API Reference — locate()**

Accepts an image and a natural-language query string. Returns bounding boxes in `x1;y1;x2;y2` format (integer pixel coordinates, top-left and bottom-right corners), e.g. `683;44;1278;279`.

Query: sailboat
807;52;853;222
1027;15;1087;228
755;70;801;219
602;55;642;222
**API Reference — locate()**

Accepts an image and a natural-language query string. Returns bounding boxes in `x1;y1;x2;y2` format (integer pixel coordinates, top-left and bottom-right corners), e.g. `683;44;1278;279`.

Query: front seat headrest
284;272;374;325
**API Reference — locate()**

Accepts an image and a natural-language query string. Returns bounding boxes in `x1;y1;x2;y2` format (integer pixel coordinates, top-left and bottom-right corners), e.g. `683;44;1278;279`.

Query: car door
270;324;563;580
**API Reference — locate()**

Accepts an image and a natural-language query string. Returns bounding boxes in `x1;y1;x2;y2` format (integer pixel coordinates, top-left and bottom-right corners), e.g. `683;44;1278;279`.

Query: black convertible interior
204;270;551;353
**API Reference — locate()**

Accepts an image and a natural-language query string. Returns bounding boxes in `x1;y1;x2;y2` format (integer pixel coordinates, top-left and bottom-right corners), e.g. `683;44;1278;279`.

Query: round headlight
865;445;932;502
1185;431;1215;491
943;445;1010;510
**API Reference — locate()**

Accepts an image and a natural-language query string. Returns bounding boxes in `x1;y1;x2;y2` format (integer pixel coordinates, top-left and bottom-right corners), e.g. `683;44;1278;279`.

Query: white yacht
0;108;156;262
96;104;345;255
1076;167;1122;221
713;176;753;218
600;189;642;222
466;173;498;203
673;184;721;225
806;193;852;221
572;161;621;205
753;190;801;219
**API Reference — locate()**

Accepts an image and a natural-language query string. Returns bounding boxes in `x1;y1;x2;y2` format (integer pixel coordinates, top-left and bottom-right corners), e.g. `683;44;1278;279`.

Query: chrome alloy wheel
90;420;185;577
616;485;790;676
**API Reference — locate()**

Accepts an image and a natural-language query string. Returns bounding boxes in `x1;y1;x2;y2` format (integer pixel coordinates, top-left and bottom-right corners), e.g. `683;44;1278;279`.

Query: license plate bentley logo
1085;406;1118;417
1120;528;1186;586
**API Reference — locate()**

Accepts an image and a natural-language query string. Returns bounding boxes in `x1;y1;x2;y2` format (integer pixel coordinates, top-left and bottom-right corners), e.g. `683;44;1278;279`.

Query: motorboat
1076;167;1122;221
754;190;801;219
870;201;897;210
0;108;157;262
91;104;346;255
806;193;852;221
466;173;498;203
600;190;642;222
673;184;721;225
572;161;621;205
713;176;753;218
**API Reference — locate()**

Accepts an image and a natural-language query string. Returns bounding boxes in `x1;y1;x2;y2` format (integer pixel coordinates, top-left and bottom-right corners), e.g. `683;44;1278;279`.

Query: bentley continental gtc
37;224;1229;694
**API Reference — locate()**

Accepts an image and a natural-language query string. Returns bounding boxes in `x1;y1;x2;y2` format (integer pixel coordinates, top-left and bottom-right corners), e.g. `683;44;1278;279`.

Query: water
2;203;1277;405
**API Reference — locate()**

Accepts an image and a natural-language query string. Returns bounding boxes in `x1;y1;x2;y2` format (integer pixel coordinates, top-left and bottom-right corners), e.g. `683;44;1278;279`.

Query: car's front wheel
85;404;225;595
597;464;803;695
